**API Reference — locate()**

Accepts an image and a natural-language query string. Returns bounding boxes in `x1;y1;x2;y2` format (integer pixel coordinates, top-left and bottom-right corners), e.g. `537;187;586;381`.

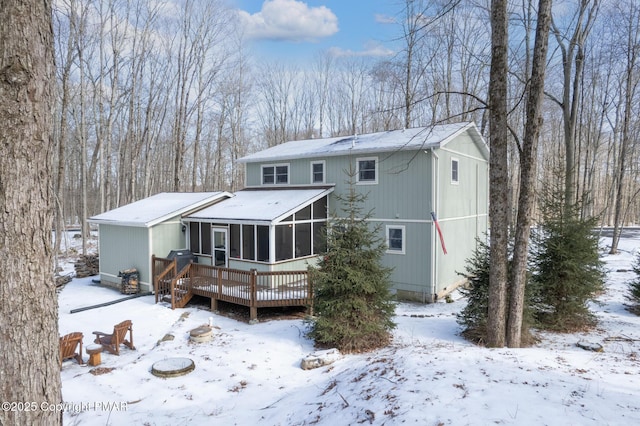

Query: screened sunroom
182;187;333;272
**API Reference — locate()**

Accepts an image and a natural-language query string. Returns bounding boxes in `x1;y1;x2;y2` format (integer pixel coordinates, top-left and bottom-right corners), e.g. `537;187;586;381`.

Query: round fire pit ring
151;357;195;378
189;326;213;343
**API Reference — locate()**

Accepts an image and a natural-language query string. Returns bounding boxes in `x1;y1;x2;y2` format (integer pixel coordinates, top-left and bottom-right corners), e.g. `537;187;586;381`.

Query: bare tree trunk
487;0;510;348
0;1;62;425
610;0;639;254
507;0;552;348
313;53;333;137
52;1;78;258
550;0;600;212
105;1;123;211
76;12;89;255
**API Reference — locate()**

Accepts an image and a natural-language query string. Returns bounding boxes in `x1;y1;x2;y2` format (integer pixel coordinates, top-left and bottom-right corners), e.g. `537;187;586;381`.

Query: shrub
627;251;640;315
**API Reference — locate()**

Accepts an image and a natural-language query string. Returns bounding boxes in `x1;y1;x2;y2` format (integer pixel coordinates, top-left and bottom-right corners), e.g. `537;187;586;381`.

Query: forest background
52;0;640;256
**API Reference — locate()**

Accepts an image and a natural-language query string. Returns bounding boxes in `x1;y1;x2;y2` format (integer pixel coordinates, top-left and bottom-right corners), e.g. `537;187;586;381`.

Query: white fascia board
271;187;334;224
146;191;234;227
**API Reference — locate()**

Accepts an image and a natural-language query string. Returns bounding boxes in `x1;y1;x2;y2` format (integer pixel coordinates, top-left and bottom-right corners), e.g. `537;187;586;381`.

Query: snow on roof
88;192;231;227
185;187;333;224
238;122;484;163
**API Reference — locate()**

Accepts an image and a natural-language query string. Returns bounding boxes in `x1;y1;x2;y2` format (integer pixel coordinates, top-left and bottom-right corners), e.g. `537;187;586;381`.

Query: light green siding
228;259;269;272
242;129;489;301
98;216;186;292
98;224;149;288
150;218;187;260
226;257;319;272
432;133;489;299
373;220;433;302
272;256;320;271
246;150;434;220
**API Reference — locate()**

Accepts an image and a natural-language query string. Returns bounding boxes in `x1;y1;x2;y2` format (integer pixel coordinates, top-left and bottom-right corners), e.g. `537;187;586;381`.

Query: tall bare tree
507;0;553;347
549;0;600;210
52;0;80;260
609;0;640;254
312;52;335;137
486;0;510;348
256;62;299;146
0;1;62;424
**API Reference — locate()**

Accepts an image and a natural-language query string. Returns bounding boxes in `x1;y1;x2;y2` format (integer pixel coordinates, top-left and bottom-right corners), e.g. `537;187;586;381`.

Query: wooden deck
152;256;313;321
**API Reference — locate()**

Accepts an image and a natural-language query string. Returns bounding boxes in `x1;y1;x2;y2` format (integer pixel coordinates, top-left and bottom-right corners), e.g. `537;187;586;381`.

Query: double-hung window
262;164;289;185
386;225;405;254
451;158;459;184
356;157;378;184
311;161;325;184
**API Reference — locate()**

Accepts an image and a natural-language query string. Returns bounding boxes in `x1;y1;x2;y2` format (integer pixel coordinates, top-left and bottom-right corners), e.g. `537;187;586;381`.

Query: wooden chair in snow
60;332;84;366
92;320;135;355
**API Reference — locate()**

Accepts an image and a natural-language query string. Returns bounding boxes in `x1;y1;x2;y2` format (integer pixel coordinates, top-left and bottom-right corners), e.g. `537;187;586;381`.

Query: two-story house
90;121;488;305
234;121;489;302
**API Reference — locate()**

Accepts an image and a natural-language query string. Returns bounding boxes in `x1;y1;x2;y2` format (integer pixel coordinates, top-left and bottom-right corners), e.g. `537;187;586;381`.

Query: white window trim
386;225;405;255
261;163;290;185
310;160;326;184
356;156;378;185
451;157;459;185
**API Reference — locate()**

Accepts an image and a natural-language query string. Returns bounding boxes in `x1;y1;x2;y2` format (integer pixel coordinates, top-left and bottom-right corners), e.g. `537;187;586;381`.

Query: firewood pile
74;254;99;277
55;273;73;288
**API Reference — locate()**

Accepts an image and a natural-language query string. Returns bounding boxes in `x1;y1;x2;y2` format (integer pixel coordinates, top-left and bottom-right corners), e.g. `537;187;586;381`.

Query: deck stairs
155;262;193;309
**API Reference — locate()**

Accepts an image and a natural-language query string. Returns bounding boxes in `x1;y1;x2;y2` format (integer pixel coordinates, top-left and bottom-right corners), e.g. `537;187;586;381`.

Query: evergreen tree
456;238;491;344
306;170;395;353
457;237;538;345
627;251;640;315
531;190;605;331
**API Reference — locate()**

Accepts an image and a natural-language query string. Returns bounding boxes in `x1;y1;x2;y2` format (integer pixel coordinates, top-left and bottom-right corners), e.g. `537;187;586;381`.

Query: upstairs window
451;158;459;184
356;157;378;184
262;164;289;185
311;161;325;184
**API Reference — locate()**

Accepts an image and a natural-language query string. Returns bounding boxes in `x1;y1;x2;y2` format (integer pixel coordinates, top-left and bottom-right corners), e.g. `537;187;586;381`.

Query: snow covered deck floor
152;257;313;321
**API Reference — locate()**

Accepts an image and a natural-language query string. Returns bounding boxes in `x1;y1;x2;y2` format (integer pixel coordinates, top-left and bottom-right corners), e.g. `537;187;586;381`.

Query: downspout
148;225;153;293
429;147;439;302
476;164;480;238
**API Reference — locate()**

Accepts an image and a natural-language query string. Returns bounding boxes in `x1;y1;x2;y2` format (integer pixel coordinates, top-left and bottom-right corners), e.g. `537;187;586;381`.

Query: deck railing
152;256;176;303
171;263;194;309
152;257;313;321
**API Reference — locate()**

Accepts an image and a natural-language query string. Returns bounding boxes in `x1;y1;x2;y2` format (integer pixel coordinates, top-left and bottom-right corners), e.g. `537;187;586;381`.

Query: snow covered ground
58;232;640;425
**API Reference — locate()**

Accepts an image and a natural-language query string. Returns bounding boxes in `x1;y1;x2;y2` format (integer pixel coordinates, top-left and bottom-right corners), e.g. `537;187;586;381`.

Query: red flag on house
431;211;447;255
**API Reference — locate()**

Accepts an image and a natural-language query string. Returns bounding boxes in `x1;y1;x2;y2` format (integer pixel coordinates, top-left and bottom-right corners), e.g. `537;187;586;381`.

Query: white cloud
238;0;338;42
374;13;396;25
328;41;395;58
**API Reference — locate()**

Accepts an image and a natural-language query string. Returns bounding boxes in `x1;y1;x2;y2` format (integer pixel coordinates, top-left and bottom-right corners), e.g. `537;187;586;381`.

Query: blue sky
233;0;402;63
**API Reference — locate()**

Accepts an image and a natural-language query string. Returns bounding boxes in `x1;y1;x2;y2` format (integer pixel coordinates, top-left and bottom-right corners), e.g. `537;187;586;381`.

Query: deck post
152;255;157;303
250;269;258;322
307;273;314;316
170;277;175;310
210;297;218;312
